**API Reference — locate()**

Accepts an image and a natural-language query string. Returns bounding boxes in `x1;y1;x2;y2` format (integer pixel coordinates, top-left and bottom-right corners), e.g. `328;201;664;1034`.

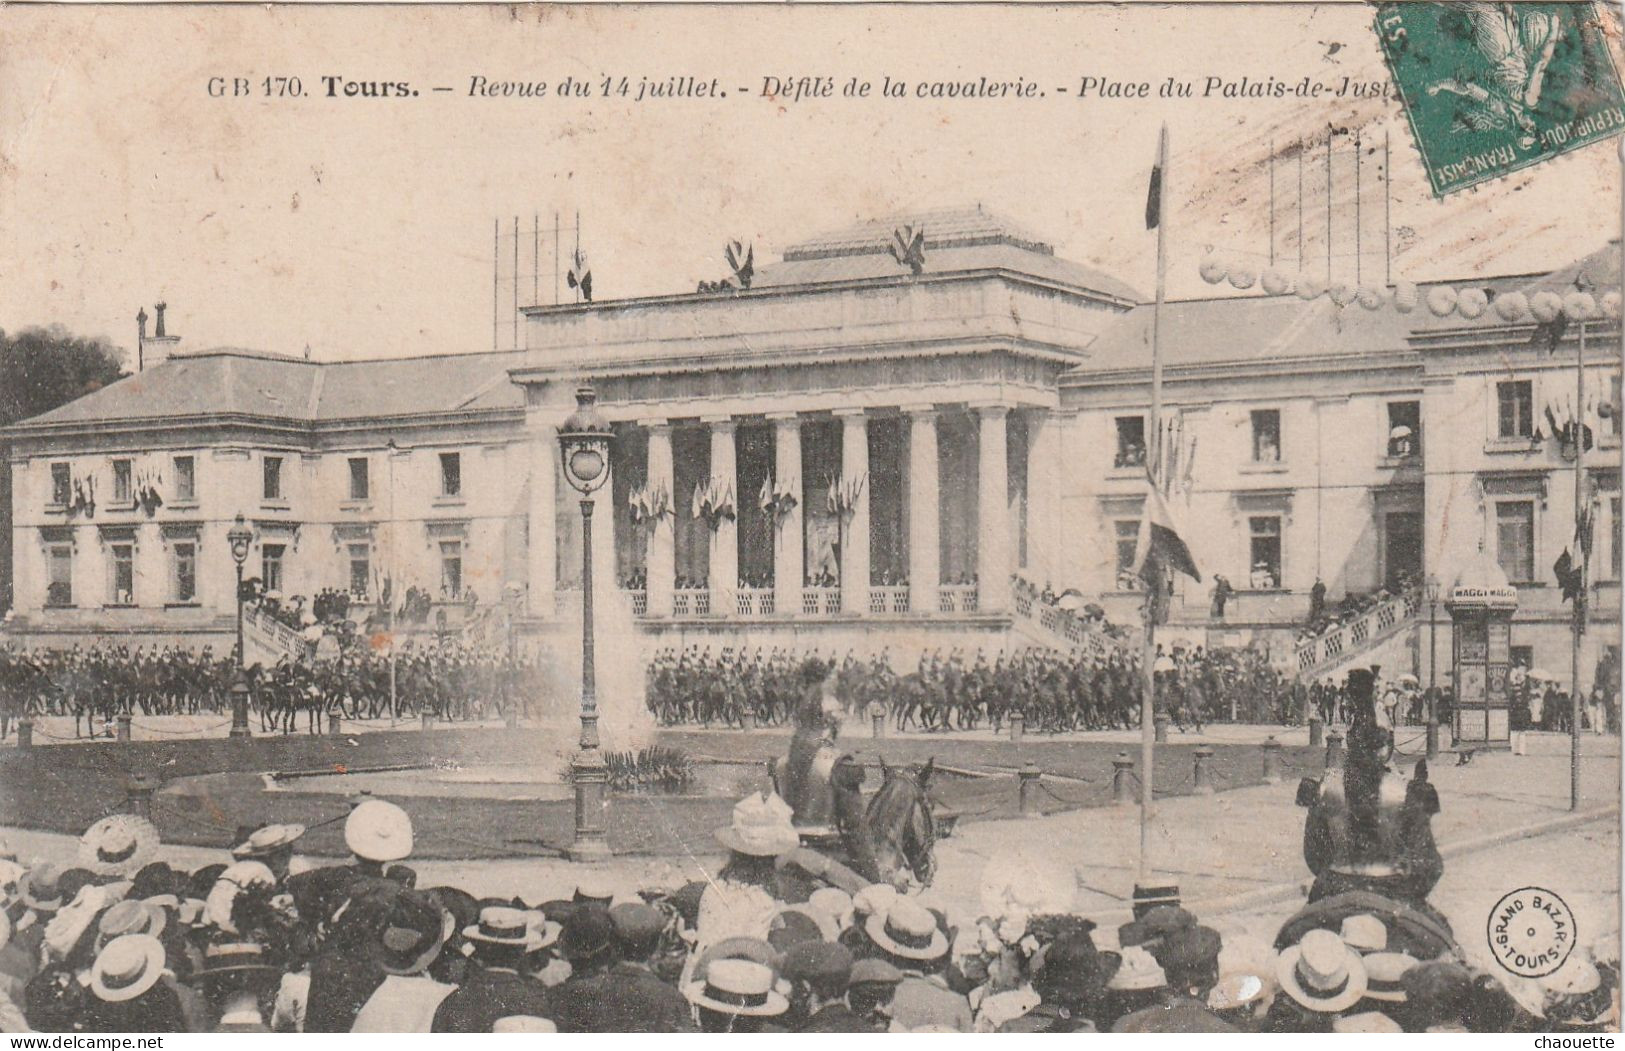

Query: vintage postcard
0;1;1619;1037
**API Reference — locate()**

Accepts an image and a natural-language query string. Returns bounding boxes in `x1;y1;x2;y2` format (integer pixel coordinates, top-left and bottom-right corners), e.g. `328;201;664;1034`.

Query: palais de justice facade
4;209;1620;687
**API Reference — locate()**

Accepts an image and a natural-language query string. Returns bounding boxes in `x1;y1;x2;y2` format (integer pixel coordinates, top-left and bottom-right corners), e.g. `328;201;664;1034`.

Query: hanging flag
1131;476;1202;586
1554;547;1584;605
1145;125;1167;231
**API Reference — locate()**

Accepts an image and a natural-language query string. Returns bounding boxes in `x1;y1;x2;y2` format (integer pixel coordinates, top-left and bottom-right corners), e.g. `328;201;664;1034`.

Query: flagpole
1571;318;1585;811
1141;123;1168;892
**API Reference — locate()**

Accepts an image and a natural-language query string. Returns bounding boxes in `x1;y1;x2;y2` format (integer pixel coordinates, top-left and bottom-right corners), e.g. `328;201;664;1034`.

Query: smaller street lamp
227;513;256;739
558;387;614;860
1425;574;1441;758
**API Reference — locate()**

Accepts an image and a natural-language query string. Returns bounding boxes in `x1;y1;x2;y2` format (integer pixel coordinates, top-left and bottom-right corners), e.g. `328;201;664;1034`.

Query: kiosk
1446;548;1519;749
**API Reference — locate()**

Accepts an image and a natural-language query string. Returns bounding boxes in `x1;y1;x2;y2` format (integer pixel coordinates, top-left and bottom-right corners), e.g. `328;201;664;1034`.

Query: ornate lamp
226;513;255;739
557;387;614;860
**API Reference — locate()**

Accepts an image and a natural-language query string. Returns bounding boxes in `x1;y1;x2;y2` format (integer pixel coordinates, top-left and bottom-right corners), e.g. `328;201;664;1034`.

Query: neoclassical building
4;208;1620;687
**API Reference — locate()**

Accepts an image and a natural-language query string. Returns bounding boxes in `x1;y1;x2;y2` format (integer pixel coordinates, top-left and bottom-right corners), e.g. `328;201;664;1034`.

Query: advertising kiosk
1446;549;1519;749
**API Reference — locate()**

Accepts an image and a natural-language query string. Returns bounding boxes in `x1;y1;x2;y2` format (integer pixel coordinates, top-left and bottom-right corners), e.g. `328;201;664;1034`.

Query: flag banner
1131;475;1202;586
1145;127;1166;230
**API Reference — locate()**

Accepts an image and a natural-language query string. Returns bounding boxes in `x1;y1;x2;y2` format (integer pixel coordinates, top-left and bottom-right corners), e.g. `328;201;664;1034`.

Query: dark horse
812;756;937;888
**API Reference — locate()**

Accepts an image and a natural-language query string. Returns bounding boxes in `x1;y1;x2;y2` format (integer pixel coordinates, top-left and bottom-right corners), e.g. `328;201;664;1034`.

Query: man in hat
1301;667;1443;910
431;906;553;1033
83;933;188;1032
782;660;847;830
343;799;413;878
1266;929;1368;1033
683;958;789;1034
550;903;693;1032
846;957;902;1030
862;898;970;1032
1115;925;1237;1032
782;941;863;1032
699;792;799;948
191;938;284;1032
999;930;1114;1032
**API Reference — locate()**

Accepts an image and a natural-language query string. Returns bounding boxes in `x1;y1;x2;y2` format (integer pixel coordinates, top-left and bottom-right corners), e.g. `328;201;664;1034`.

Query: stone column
1025;409;1060;587
770;412;803;615
643;420;675;617
976;404;1012;612
836;409;871;614
906;405;941;614
526;414;557;617
705;417;739;616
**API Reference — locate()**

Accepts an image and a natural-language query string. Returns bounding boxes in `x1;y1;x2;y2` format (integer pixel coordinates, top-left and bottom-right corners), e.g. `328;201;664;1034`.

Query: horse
860;757;939;887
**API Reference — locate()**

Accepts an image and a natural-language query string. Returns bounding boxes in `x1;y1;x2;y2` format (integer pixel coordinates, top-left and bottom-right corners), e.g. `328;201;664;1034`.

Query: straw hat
1339;913;1388;953
852;883;898;918
864;898;948;962
683;958;790;1017
97;899;166;946
463;906;532;946
204;861;276;934
1106;946;1168;992
523;910;564;952
231;823;305;860
493;1016;557;1033
1361;952;1419;1003
194;940;282;982
808;887;855;931
1333;1010;1403;1033
89;934;166;1003
1276;930;1368;1013
345;799;414;863
78;815;161;878
17;863;66;912
714;792;800;857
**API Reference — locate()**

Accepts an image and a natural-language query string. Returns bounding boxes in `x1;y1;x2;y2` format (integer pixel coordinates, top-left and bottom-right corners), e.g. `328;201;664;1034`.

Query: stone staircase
241;603;313;666
1292;588;1422;682
1011;580;1134;657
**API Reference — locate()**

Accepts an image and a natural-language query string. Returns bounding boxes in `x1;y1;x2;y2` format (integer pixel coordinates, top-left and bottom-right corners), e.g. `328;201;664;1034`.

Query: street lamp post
558;387;614;861
227;514;255;739
1425;574;1441;758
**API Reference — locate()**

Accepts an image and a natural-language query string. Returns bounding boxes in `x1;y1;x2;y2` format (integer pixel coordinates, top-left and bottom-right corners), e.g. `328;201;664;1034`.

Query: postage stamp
1375;1;1625;197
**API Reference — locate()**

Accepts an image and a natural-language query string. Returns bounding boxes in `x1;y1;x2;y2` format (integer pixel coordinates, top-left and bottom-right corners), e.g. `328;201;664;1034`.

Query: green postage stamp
1376;2;1625;197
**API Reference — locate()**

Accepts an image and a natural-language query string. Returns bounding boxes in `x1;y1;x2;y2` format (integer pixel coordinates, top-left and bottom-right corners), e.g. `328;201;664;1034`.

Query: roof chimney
139;301;181;371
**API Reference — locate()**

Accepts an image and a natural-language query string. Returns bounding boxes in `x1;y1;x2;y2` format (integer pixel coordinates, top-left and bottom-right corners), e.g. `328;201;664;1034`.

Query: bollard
1009;711;1026;744
1308;715;1324;748
1154;714;1170;744
124;774;155;820
1261;736;1283;784
1192;747;1216;795
116;712;132;744
741;711;757;731
328;711;342;735
1111;753;1136;806
871;706;885;740
16;718;33;750
229;676;252;739
421;712;434;731
1018;763;1042;818
1325;730;1345;767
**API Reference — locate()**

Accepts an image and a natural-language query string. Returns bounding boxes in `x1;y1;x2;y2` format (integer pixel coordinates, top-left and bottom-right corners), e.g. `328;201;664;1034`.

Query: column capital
832;407;869;419
969;401;1011;418
638;417;672;431
765;411;801;423
901;403;939;417
699;414;737;430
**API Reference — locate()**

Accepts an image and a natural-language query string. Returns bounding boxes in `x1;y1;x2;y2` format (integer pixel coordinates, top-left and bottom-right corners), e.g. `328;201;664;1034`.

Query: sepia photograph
0;0;1620;1036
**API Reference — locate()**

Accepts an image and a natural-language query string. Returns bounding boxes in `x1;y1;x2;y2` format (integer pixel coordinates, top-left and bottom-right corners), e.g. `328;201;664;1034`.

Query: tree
0;326;128;609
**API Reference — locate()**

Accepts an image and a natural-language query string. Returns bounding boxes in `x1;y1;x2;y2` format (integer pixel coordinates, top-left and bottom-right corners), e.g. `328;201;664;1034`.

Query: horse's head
868;757;938;887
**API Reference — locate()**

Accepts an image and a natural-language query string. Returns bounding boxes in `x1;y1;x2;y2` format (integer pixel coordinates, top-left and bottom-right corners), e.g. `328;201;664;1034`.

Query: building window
263;457;283;501
1114;417;1146;469
439;453;462;498
109;543;135;605
46;544;73;607
439;540;463;598
1387;401;1422;458
173;456;195;502
1251;410;1282;463
1249;516;1281;588
50;463;71;506
1612;496;1622;581
348;543;371;598
348;457;370;501
172;541;198;603
1495;501;1536;583
112;459;132;504
1114;520;1140;589
262;543;285;594
1497;380;1534;439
